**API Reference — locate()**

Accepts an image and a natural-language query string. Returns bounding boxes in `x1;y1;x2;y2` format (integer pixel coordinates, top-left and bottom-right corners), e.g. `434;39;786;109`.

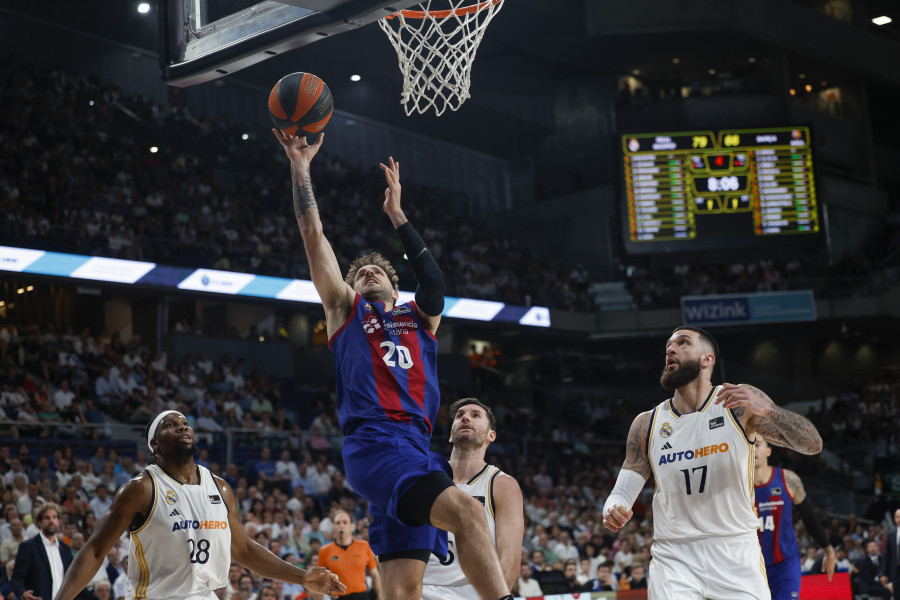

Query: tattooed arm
603;411;652;532
715;383;823;454
272;130;354;334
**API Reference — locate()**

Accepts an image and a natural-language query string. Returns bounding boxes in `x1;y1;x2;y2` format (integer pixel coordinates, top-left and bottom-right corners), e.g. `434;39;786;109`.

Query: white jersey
421;464;504;598
129;464;231;600
647;386;759;540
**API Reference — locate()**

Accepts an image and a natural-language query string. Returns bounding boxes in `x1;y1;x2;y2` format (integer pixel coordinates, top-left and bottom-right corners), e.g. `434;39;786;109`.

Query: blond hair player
603;327;823;600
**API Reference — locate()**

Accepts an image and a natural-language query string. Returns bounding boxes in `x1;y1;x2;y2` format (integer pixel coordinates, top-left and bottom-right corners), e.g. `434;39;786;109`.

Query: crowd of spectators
1;319;898;598
0;56;592;312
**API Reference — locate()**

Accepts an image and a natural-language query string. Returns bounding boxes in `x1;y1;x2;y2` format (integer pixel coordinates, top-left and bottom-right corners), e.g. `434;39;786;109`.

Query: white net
378;0;505;116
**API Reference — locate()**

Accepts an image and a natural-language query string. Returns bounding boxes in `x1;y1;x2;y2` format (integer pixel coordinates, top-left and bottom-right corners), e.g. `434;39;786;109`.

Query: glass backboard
159;0;422;86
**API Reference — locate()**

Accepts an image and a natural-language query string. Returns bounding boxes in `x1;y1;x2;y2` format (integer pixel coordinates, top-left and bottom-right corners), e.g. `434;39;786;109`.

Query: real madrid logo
165;490;179;505
660;422;673;438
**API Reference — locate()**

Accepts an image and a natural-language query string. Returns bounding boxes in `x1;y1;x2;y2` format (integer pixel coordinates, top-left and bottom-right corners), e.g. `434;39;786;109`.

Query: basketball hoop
378;0;504;116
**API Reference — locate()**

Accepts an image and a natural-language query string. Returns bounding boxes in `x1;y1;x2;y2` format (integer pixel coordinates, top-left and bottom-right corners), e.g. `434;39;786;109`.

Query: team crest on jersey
660;422;673;438
771;487;782;496
364;303;373;312
709;416;725;429
165;490;179;505
209;494;222;504
391;305;410;315
363;314;382;334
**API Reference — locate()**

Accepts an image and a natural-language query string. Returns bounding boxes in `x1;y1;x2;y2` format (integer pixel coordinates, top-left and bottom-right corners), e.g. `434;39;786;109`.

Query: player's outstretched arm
379;156;445;332
603;411;652;533
272;129;353;326
53;475;153;600
784;469;835;580
218;475;346;598
715;383;823;454
493;474;525;591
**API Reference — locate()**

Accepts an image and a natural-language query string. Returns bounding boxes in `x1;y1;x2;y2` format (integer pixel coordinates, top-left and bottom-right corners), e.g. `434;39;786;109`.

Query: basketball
268;72;333;137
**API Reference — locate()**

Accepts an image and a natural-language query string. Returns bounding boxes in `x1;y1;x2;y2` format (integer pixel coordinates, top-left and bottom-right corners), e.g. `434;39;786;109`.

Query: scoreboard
621;127;819;248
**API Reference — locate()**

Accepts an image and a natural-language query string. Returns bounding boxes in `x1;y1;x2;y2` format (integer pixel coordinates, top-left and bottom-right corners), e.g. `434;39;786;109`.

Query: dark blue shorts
767;555;801;600
342;421;451;558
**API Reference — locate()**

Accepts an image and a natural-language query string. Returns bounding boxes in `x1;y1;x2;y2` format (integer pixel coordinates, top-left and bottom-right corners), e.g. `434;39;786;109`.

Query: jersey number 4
680;465;708;495
380;341;414;369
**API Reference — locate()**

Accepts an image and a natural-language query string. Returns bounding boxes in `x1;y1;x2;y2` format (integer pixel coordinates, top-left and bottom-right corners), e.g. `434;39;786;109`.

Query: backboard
158;0;422;86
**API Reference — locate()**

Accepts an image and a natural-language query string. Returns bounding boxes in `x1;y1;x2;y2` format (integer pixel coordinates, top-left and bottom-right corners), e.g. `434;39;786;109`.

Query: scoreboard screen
621;127;819;252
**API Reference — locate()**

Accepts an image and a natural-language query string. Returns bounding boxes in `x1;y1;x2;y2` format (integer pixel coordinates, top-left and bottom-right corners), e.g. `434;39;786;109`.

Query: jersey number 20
380;341;413;369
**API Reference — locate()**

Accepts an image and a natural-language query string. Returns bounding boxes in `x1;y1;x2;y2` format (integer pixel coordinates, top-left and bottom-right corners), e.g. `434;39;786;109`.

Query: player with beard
420;398;524;600
273;131;514;600
603;326;823;600
52;411;346;600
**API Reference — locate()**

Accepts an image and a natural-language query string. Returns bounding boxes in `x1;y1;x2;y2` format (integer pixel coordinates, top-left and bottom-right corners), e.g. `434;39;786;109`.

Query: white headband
147;411;184;453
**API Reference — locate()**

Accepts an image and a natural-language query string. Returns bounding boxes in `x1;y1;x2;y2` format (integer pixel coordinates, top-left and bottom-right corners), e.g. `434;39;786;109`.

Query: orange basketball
268;72;333;137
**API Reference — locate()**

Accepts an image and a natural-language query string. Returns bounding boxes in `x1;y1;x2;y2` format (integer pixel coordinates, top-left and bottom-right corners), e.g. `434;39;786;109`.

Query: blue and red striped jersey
755;466;799;566
329;294;440;436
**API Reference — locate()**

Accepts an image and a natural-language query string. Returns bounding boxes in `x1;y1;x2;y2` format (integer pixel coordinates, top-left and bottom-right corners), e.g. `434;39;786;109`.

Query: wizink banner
0;245;550;327
681;291;816;326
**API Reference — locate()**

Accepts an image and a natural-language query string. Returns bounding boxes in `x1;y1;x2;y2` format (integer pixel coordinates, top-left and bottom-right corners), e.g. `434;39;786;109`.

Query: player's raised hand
272;129;324;165
379;156;402;216
602;505;633;533
714;383;775;417
302;567;347;598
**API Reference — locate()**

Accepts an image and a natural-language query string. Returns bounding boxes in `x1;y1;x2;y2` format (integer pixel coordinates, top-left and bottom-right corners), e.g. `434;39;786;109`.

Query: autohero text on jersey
659;442;730;465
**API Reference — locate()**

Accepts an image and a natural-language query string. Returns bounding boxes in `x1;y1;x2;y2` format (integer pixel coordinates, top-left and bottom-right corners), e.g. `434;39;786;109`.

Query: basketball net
378;0;504;116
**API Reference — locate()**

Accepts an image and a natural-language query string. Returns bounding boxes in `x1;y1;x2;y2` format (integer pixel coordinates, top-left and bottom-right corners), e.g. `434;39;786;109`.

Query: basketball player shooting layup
421;398;524;600
603;326;824;600
52;411;346;600
272;129;514;600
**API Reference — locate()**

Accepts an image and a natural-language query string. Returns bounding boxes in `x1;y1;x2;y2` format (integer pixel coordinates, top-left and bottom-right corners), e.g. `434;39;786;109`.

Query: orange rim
384;0;501;20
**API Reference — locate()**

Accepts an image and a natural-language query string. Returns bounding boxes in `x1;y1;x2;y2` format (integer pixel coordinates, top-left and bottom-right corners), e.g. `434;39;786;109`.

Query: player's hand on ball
602;505;633;532
303;567;346;597
272;128;324;165
714;383;775;417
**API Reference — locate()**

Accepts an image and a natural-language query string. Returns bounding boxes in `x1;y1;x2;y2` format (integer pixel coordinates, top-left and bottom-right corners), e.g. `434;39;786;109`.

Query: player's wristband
795;499;830;549
603;468;646;518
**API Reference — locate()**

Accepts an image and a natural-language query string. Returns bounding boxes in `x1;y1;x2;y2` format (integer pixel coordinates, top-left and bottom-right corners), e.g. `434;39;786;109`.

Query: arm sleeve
795;499;830;549
396;223;445;316
602;469;646;518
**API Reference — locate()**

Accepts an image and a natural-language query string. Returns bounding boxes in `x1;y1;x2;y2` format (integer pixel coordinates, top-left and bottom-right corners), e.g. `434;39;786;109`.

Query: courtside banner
0;245;550;327
681;291;816;326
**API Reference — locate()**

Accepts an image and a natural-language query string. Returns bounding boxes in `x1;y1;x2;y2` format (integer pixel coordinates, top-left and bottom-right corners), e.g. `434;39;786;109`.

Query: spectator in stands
515;561;542;597
582;561;617;592
88;487;112;517
855;539;890;599
0;519;24;571
16;483;42;518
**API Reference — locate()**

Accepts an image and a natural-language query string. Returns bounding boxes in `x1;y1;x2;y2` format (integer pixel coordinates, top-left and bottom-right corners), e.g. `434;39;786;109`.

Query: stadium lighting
241;133;249;140
149;146;159;153
708;69;716;75
672;58;680;64
138;3;150;13
789;89;796;96
804;84;812;92
872;16;892;25
17;288;24;295
350;74;361;82
26;286;33;292
89;100;94;106
748;57;757;63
